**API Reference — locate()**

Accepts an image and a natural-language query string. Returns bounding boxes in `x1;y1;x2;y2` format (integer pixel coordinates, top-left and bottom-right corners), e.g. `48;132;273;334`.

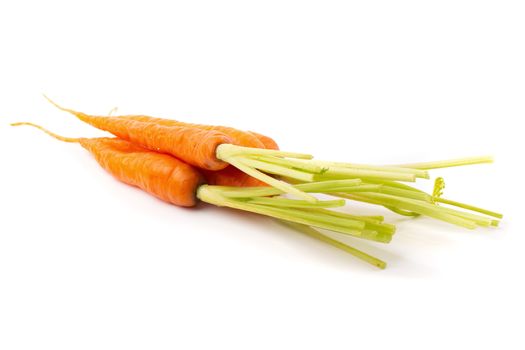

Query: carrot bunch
11;97;503;269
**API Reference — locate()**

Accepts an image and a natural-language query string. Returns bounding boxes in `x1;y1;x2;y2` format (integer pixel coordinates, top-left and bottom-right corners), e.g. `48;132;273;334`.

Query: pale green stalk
396;156;494;170
433;197;503;219
250;155;326;173
197;185;392;243
337;192;478;229
225;157;317;202
248;197;345;209
220;179;363;198
279;221;387;269
239;158;316;182
307;208;396;235
315;168;416;182
295;159;429;178
217;144;313;159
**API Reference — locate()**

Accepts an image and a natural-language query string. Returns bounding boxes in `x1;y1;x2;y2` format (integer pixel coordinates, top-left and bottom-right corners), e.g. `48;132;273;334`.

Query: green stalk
365;180;428;194
279;221;387;269
247;197;345;209
314;168;417;182
217;144;432;201
433;197;503;219
321;184;383;193
220;179;363;198
217;143;313;160
364;192;494;227
396;156;494;170
385;206;421;217
197;185;392;243
225;157;318;202
337;192;478;229
239;158;316;182
308;208;396;235
375;185;430;201
302;160;429;178
250;155;326;173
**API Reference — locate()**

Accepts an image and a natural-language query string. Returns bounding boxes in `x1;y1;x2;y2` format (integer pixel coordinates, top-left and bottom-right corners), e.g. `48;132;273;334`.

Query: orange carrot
12;122;204;207
202;166;267;187
44;97;233;171
248;131;279;150
113;115;266;149
44;97;283;187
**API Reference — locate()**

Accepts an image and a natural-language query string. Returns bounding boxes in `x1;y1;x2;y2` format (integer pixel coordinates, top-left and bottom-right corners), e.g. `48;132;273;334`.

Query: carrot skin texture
84;117;231;171
13;120;204;206
203;166;267;187
248;131;280;150
46;101;233;170
79;138;205;206
115;115;266;149
12;121;205;206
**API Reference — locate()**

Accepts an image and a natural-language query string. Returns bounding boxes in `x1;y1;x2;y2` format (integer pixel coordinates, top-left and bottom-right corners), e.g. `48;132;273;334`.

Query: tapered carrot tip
43;94;69;112
11;122;81;143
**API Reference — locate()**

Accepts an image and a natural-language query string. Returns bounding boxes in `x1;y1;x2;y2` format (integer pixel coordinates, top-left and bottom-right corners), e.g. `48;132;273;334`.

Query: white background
1;1;524;349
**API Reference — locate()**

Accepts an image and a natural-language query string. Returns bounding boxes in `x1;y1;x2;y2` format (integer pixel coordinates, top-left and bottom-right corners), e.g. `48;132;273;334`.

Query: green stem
396;156;494;170
307;208;396;235
433;197;503;219
279;221;387;269
197;185;392;243
250;155;326;173
315;168;416;182
299;160;429;178
247;197;345;209
238;157;315;182
337;192;478;229
217;143;313;160
220;179;363;198
225;157;318;202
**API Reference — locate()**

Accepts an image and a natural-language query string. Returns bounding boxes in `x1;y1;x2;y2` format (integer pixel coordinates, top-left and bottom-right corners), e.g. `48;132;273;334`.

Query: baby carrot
112;114;267;149
11;123;205;207
44;97;233;171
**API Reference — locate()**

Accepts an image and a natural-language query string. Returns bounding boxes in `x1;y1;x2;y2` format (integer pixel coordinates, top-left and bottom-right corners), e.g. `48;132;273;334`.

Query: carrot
202;167;267;187
113;115;266;149
248;131;279;150
11;123;204;207
44;97;233;171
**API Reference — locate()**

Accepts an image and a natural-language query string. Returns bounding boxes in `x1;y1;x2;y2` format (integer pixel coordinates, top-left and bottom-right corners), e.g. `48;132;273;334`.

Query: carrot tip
42;94;70;113
11;121;81;143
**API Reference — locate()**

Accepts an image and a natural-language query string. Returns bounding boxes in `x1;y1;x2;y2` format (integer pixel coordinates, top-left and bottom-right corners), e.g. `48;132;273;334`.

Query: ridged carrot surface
202;166;267;187
114;115;266;149
248;131;279;150
108;116;280;186
12;123;204;207
45;98;232;171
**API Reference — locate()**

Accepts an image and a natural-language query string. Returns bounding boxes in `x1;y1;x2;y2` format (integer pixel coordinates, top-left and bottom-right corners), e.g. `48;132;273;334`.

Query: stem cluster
213;144;502;269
